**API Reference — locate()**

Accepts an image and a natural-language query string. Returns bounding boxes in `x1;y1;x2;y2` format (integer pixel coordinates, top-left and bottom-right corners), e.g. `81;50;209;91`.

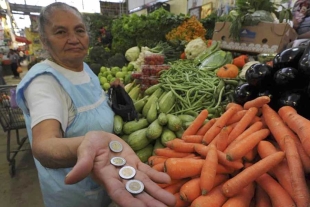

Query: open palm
65;131;176;207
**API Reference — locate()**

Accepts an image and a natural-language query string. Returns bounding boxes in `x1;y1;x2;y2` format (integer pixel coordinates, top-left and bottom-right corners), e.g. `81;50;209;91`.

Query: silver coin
119;166;136;179
110;157;126;167
109;140;123;153
126;179;144;194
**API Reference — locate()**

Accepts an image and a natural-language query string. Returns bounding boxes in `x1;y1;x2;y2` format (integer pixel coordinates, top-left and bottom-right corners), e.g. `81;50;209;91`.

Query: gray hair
38;2;87;42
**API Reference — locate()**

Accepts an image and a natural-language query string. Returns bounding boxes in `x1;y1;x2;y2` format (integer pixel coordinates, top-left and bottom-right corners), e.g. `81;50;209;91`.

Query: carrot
166;139;196;153
194;143;210;157
196;118;217;136
243;96;271;110
164;158;204;180
255;184;272;207
154;147;193;158
202;105;239;144
243;145;258;162
279;106;310;157
182;135;203;143
182;109;209;138
152;162;165;172
222;182;255;207
225;128;270;161
179;177;201;202
255;173;296;207
228;107;259;144
191;183;228;207
217;150;244;170
225;121;264;150
173;192;191;207
200;144;218;195
225;102;243;111
148;155;168;166
257;140;294;198
262;104;310;172
216;164;235;174
163;178;189;195
222;151;285;197
284;135;310;207
210;126;231;151
226;110;247;125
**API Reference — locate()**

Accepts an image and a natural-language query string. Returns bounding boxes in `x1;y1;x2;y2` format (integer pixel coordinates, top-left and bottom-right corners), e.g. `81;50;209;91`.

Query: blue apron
16;62;114;207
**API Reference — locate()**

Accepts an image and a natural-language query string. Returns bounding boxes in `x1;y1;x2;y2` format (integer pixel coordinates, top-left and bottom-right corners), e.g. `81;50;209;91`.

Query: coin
119;166;136;179
109;140;123;153
126;179;144;194
110;157;126;167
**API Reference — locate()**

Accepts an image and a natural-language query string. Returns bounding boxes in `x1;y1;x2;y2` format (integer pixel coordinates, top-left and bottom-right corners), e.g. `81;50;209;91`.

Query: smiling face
41;8;89;71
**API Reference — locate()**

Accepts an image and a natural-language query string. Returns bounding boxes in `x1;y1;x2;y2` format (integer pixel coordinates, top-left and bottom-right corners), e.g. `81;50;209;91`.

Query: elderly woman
292;0;310;39
16;2;175;207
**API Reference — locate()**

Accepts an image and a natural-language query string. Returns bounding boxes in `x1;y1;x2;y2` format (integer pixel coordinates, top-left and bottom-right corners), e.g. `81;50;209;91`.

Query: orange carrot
179;177;201;202
225;121;264;150
163;178;189;195
166;139;196;153
255;173;296;207
217;150;244;170
194;144;210;156
262;104;310;172
196;118;216;136
191;183;228;207
152;162;165;172
233;55;248;68
182;109;209;138
164;158;204;180
222;182;255;207
154;147;193;158
279;106;310;157
257;140;294;198
202;105;239;144
222;151;285;197
210;126;231;151
243;96;271;110
226;110;247;125
228;107;259;144
225;102;243;111
216;164;235;174
225;128;270;161
284;135;310;207
243;146;258;162
200;144;218;195
255;184;272;207
182;134;203;143
148;155;168;166
173;192;191;207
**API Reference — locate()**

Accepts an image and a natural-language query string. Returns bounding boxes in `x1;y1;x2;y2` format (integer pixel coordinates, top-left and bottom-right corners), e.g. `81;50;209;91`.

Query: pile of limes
98;64;135;91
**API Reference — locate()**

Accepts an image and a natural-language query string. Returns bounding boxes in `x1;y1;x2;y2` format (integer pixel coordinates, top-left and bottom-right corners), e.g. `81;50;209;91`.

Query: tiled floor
0;67;45;207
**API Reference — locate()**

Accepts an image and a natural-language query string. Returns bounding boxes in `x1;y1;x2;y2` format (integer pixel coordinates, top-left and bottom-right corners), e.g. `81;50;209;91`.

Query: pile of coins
109;140;144;194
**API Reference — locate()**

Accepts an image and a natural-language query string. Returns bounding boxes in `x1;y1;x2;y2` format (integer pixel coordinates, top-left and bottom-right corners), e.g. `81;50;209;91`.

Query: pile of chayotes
149;96;310;207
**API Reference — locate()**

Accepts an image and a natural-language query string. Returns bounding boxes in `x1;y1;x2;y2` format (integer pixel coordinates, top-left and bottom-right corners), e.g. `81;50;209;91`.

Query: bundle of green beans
158;60;238;118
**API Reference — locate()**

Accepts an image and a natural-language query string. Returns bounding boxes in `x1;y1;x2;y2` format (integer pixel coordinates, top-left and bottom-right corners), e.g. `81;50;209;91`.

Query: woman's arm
31;119;83;168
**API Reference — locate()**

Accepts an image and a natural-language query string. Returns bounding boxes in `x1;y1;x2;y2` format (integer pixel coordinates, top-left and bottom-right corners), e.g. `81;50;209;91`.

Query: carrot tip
226;154;233;161
201;189;208;195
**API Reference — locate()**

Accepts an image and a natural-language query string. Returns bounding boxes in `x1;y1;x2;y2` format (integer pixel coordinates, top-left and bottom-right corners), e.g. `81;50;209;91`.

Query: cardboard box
212;22;298;54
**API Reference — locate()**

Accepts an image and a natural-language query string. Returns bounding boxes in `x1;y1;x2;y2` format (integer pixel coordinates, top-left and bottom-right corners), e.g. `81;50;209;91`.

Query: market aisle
0;66;44;207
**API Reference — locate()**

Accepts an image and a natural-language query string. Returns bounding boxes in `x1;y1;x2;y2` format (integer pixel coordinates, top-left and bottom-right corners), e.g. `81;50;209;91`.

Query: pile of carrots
149;96;310;207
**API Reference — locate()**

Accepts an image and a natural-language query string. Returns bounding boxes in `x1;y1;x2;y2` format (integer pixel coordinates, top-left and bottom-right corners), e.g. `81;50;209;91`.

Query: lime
111;67;120;76
100;66;107;73
107;74;113;81
122;66;128;73
100;77;108;85
110;77;116;84
127;64;134;71
103;83;110;91
115;71;125;79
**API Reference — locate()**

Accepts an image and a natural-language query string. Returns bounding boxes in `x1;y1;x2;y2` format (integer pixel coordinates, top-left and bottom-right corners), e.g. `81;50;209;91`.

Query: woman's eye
55;30;65;35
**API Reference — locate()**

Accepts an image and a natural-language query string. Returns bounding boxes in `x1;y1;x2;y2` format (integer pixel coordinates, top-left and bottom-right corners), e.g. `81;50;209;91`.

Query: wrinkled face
42;9;89;67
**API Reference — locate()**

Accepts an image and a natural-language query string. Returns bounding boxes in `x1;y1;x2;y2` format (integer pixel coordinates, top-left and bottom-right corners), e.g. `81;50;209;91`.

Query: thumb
64;152;94;185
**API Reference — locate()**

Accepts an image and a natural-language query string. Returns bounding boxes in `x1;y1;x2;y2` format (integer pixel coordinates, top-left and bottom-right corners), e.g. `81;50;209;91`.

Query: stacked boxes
131;54;170;91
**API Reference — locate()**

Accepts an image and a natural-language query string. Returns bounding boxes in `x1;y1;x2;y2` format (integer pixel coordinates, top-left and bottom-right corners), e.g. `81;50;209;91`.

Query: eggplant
273;67;305;90
273;46;305;70
298;41;310;79
278;91;302;109
245;63;274;88
234;83;258;105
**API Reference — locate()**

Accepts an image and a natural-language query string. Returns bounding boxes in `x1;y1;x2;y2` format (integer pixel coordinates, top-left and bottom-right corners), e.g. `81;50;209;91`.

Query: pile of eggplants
234;41;310;118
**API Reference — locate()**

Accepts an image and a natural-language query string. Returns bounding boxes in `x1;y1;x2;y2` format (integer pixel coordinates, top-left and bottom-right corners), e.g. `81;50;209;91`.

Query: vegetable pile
149;97;310;207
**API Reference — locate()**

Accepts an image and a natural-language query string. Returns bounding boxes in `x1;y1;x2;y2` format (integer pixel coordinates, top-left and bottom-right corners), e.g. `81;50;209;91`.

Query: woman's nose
67;32;79;43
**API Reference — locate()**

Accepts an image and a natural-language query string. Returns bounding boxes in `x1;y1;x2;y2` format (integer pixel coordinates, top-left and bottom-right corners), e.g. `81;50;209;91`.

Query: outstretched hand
65;131;176;207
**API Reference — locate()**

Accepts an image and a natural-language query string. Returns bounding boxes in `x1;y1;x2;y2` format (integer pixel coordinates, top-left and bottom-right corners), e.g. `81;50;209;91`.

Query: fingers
65;155;93;184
